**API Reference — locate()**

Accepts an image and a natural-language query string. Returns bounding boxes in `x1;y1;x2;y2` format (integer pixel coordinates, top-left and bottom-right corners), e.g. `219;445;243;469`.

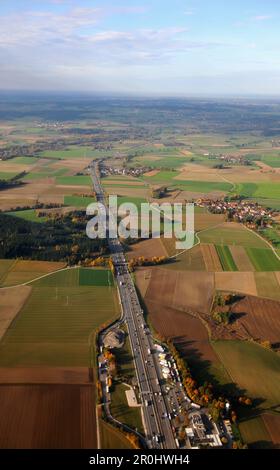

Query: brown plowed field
135;268;152;297
145;300;220;378
0;384;97;448
262;414;280;448
215;272;257;296
0;286;31;340
194;213;224;231
231;296;280;347
144;169;160;177
201;244;222;271
229;246;254;271
127;238;167;260
145;268;214;314
0;367;92;384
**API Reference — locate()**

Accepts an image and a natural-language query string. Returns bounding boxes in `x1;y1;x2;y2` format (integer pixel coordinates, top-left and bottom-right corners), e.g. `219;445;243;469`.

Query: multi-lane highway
90;162;176;449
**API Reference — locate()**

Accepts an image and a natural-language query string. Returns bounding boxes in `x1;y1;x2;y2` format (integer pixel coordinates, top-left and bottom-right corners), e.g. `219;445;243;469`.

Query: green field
0;171;18;180
110;383;143;433
245;198;280;210
199;224;267;248
0;259;16;283
10;156;38;165
102;176;139;183
6;209;48;223
40;146;111;159
138;156;187;169
174;180;232;193
235;182;280;199
213;340;280;410
144;171;179;181
56;175;92;186
255;272;280;301
260;153;280;168
22;172;50;180
215;245;238;271
64;195;95;207
117;196;147;211
99;420;133;449
0;268;119;366
79;268;113;286
113;331;136;381
261;228;280;248
103;183;146;189
246;247;280;271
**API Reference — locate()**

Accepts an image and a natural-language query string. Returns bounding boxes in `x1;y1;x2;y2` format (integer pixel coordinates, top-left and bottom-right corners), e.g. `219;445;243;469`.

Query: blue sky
0;0;279;95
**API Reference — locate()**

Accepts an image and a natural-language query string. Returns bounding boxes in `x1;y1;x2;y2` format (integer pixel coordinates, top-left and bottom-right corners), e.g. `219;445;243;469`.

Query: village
99;163;151;178
196;198;277;228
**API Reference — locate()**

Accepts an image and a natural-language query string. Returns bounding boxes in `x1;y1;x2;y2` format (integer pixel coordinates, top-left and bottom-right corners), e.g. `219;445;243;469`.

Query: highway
90;162;176;449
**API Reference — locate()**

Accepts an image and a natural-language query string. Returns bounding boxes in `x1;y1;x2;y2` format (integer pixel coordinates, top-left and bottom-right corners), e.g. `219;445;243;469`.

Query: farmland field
239;417;272;449
246;247;280;271
0;259;66;287
138;156;187;169
262;414;280;448
230;295;280;346
215;245;238;271
163;241;206;271
201;244;222;271
0;268;120;366
212;340;280;410
215;272;258;296
117;195;147;211
0;285;31;340
0;171;18;180
255;272;280;300
99;420;133;449
199;223;268;248
144;268;214;314
39;146;104;159
56;175;92;186
143;170;179;182
7;209;48;223
0;384;97;448
64;195;95;207
145;300;228;386
236;182;280;199
9;156;38;165
79;268;114;286
173;180;232;193
229;246;254;271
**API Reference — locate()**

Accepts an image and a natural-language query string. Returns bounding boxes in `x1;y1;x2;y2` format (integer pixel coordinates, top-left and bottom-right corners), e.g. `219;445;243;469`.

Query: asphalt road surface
90;163;176;449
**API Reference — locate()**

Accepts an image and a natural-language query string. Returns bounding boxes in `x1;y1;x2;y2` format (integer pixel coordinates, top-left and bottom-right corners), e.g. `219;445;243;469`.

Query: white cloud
184;9;195;16
251;15;272;21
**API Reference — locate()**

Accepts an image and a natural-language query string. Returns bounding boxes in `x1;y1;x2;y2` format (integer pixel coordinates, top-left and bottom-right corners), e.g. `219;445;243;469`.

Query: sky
0;0;279;96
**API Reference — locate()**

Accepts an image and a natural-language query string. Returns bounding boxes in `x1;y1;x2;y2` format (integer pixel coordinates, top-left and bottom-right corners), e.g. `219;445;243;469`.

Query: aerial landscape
0;0;279;462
